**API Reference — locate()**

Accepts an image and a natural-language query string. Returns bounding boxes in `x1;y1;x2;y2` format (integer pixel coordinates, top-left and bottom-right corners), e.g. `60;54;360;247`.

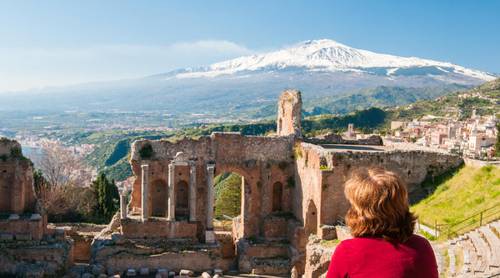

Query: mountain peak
174;39;495;82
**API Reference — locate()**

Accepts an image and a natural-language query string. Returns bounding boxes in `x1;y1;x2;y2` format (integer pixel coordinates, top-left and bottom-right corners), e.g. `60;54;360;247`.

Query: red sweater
326;234;438;278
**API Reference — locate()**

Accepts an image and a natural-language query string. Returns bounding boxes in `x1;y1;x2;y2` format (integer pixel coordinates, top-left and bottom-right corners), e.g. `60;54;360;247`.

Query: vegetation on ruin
139;143;154;159
411;165;500;231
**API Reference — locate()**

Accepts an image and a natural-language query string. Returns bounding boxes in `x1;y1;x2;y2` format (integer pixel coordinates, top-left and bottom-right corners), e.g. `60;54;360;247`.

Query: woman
326;168;438;278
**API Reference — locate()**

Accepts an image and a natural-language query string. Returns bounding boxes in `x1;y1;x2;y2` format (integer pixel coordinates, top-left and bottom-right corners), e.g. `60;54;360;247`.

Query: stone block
139;267;150;275
168;271;176;277
15;233;32;241
30;213;42;220
91;264;105;275
0;233;13;240
205;231;216;243
126;269;137;276
179;269;194;276
157;268;168;278
318;225;336;240
213;269;223;275
8;214;20;220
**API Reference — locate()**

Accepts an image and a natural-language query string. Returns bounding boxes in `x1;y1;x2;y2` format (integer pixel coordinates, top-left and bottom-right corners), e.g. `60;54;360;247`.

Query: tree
91;173;119;221
37;141;93;188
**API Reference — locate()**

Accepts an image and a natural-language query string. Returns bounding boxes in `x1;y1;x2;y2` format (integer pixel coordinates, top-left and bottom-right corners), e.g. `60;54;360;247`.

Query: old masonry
0;89;463;277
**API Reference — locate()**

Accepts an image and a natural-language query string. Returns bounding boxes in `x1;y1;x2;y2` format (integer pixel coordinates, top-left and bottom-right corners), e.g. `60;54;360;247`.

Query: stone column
120;192;128;219
206;164;216;243
141;164;149;222
189;162;197;222
167;163;176;221
206;164;215;227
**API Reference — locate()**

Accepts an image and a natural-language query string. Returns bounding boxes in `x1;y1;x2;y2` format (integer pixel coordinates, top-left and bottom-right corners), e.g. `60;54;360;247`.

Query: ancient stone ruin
0;90;464;277
91;90;463;276
0;138;73;276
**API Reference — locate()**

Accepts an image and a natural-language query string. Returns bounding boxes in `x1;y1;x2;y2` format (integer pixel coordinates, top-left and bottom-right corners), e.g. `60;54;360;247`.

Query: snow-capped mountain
174;39;494;82
0;39;496;123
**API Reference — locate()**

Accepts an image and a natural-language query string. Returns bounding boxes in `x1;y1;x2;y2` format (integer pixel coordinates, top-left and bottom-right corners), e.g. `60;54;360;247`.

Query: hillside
391;78;500;120
79;78;499;182
412;165;500;235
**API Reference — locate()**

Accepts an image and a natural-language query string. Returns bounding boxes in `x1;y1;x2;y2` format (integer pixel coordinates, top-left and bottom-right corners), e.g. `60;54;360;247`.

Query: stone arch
151;179;167;217
272;182;283;212
175;180;189;220
215;164;258;239
305;199;318;235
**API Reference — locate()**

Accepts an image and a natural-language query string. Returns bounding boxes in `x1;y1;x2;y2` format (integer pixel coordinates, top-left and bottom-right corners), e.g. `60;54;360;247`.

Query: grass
320;239;340;248
412;165;500;229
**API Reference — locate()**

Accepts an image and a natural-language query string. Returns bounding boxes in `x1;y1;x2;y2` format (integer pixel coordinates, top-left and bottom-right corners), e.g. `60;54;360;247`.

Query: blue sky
1;0;499;92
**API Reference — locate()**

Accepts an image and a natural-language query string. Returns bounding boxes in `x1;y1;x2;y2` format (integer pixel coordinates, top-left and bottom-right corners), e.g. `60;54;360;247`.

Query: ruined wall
128;132;295;240
295;142;464;240
305;133;383;146
0;138;36;214
277;89;302;137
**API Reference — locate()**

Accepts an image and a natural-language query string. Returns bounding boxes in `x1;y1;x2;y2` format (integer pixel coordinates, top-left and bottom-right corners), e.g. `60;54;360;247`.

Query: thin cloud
0;40;255;92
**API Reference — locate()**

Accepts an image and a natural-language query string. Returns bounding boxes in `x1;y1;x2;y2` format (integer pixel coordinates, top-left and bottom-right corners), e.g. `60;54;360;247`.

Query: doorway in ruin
0;167;12;212
272;182;283;212
151;179;167;217
175;180;189;220
305;200;318;235
213;172;242;230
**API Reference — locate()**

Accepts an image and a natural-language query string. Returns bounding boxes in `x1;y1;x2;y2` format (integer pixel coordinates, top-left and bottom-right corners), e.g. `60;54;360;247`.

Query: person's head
344;167;416;242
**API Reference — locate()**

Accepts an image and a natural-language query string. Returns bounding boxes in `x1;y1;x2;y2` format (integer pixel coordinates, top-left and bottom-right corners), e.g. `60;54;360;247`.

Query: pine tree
91;173;119;222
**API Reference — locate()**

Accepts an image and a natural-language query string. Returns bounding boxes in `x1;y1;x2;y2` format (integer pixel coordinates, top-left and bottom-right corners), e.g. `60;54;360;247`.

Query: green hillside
412;165;500;234
391;78;499;120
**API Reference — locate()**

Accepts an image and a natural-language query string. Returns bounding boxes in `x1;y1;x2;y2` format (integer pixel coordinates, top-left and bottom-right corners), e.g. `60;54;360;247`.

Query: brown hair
344;167;416;242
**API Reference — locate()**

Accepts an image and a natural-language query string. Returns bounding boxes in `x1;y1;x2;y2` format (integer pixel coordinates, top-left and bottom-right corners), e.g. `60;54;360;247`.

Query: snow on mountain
175;39;495;81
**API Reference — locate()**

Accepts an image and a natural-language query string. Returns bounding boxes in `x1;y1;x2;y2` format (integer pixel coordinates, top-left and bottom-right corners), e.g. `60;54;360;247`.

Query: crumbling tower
277;89;302;138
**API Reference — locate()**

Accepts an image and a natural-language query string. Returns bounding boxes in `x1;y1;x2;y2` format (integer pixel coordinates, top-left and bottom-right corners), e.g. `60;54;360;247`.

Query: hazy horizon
1;0;500;92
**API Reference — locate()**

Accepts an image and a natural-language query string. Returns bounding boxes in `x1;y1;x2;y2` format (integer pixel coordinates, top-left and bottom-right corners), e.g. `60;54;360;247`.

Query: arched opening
175;180;189;220
151;179;167;217
213;172;242;231
272;182;283;212
305;200;318;235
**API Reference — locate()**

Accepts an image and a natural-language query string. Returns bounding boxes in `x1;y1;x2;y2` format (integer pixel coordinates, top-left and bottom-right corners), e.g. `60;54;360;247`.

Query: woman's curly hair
344;167;416;242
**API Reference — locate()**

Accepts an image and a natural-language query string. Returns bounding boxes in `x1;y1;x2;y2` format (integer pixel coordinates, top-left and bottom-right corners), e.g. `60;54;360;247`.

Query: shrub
139;143;154;159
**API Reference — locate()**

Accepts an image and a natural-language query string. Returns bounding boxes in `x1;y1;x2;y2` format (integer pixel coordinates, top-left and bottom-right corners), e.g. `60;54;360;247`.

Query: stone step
479;226;500;268
458;239;473;275
490;221;500;234
431;244;444;276
448;244;457;277
468;231;490;273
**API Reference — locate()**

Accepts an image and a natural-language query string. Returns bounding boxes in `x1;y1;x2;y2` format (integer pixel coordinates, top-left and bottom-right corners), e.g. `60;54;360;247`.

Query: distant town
387;110;497;160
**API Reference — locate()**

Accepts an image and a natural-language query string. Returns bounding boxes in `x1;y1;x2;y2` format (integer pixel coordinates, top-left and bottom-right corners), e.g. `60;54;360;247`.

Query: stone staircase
432;220;500;277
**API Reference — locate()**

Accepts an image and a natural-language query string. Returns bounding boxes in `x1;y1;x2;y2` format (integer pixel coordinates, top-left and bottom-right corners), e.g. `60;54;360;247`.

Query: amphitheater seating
432;220;500;277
